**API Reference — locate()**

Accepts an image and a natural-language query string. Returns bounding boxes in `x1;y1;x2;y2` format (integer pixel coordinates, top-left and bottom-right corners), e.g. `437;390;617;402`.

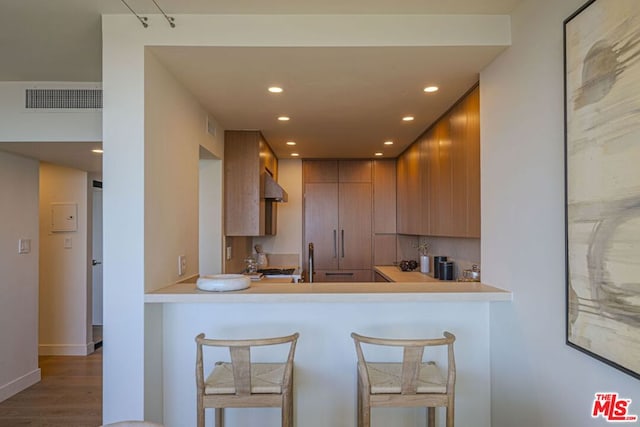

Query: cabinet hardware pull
325;272;354;276
333;230;337;258
341;229;345;258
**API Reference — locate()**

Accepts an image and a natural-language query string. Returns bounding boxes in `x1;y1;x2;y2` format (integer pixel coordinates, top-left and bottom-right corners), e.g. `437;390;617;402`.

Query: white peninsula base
148;294;504;427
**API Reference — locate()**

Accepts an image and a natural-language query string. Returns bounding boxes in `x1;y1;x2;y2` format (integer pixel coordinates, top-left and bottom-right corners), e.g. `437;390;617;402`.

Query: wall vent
207;116;217;137
25;89;102;109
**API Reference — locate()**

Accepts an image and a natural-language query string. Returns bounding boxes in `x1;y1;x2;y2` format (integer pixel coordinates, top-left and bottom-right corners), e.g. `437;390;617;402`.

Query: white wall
0;151;40;402
39;162;92;355
481;1;640;426
199;158;223;275
0;82;101;142
144;50;222;292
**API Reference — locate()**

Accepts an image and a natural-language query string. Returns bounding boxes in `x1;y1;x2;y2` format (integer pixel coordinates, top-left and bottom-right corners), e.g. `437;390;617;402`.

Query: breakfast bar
145;275;510;427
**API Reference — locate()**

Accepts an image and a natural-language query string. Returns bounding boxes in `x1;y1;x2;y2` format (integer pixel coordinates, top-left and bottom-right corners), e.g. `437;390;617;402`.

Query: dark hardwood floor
0;349;102;427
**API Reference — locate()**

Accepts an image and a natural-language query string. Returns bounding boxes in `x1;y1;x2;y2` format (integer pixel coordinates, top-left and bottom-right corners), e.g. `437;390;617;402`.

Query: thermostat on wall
51;203;77;232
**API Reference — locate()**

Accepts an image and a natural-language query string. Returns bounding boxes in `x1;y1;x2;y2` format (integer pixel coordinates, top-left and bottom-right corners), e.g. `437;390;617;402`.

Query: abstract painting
565;0;640;379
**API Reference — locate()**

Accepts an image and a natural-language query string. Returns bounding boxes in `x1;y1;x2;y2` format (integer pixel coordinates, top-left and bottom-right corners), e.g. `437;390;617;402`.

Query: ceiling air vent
25;89;102;109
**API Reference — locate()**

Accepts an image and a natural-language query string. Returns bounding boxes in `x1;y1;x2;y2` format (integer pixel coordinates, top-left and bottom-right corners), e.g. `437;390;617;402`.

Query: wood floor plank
0;349;102;427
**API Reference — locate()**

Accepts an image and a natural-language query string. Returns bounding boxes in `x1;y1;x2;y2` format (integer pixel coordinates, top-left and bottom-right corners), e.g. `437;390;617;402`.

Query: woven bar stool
195;332;299;427
351;331;456;427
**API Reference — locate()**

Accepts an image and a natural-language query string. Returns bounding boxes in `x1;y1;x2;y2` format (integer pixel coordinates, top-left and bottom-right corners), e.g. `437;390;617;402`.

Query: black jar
439;261;455;281
432;256;448;279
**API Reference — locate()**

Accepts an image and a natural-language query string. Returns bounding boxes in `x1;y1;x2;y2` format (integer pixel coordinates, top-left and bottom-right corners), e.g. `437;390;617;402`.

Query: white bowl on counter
196;274;250;292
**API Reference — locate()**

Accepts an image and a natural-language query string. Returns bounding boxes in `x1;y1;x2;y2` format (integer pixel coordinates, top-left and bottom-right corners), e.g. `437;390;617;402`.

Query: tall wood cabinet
303;160;373;282
396;85;480;238
224;130;278;236
373;159;397;266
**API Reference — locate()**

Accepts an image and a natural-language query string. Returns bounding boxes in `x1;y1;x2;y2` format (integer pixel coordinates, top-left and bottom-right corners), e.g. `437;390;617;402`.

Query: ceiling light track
120;0;176;28
120;0;148;28
150;0;176;28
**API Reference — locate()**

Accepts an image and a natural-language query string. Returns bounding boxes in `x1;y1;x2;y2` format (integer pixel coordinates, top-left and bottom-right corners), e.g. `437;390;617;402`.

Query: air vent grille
207;116;217;137
25;89;102;109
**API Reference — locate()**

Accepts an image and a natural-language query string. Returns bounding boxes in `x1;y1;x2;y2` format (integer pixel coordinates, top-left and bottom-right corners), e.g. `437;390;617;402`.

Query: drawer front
314;269;372;282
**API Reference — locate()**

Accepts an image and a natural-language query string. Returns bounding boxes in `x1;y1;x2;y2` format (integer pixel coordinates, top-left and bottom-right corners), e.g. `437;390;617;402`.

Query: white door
92;187;103;325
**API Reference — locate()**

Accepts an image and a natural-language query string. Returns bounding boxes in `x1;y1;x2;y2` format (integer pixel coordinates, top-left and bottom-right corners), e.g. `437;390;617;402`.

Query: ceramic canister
432;256;448;279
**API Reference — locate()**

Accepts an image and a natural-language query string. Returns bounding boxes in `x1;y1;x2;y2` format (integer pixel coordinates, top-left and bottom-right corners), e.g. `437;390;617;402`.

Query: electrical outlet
178;255;186;276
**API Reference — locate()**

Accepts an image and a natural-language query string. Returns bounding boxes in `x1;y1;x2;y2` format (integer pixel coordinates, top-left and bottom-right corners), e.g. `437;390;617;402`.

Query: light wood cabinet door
303;160;338;182
304;183;339;270
373;159;396;234
465;88;481;238
338;182;372;269
396;142;422;235
338;160;372;182
450;100;468;237
224;131;264;236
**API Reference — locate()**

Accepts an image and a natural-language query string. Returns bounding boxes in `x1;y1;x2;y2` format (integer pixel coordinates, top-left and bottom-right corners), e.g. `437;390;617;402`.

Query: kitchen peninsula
145;277;510;427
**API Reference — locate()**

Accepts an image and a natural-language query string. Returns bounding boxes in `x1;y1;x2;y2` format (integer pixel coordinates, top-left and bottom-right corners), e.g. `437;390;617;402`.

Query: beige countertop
374;265;441;282
145;274;511;303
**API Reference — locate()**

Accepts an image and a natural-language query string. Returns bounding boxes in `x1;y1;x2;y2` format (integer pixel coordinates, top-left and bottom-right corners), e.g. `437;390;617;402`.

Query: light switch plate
64;237;72;249
226;246;232;260
18;239;31;254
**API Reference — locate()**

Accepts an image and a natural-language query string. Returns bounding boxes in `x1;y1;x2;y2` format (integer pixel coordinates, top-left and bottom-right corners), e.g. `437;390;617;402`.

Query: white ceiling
0;0;521;168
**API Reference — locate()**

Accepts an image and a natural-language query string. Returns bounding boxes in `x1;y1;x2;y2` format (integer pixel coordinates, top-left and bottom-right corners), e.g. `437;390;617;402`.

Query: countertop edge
144;280;512;304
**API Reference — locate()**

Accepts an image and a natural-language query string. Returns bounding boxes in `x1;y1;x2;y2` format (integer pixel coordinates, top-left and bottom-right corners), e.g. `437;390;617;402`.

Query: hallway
0;349;102;427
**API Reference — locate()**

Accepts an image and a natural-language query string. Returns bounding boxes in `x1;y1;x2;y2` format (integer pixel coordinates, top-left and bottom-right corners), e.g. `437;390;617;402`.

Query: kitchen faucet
308;242;314;283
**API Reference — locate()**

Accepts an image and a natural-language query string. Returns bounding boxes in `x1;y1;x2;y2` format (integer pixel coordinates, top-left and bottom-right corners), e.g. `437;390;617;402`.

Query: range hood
264;173;288;202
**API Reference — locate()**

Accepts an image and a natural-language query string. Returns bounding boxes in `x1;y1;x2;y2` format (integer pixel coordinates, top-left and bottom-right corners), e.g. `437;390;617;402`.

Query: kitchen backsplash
397;234;480;280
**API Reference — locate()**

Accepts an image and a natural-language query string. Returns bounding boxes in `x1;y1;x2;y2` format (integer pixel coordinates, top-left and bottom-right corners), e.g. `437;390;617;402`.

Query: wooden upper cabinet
303;159;372;183
396;142;422;235
303;160;338;182
373;159;396;234
338;160;372;182
465;88;481;238
396;84;480;238
224;130;277;236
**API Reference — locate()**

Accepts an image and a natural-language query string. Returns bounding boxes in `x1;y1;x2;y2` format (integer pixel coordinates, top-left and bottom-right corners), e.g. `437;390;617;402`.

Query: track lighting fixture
120;0;176;28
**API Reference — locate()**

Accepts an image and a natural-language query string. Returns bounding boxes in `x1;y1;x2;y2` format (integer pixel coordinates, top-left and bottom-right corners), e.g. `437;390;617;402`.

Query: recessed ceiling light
423;86;439;93
92;149;103;154
268;86;283;93
278;116;290;121
291;153;299;157
286;141;297;146
383;141;394;145
374;152;383;157
402;116;415;122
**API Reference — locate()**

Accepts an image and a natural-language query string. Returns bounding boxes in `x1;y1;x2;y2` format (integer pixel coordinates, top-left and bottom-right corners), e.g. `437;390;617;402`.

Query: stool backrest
351;332;456;395
195;332;299;396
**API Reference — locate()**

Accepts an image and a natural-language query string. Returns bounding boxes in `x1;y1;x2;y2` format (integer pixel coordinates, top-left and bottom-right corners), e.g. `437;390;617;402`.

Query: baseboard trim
0;368;41;403
39;342;95;356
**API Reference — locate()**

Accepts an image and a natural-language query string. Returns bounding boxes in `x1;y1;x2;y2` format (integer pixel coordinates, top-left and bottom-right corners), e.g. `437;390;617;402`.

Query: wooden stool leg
215;408;224;427
282;393;293;427
446;402;454;427
427;407;435;427
197;400;204;427
357;373;370;427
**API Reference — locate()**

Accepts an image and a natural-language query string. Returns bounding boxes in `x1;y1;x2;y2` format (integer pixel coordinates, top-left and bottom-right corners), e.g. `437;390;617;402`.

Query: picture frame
564;0;640;380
